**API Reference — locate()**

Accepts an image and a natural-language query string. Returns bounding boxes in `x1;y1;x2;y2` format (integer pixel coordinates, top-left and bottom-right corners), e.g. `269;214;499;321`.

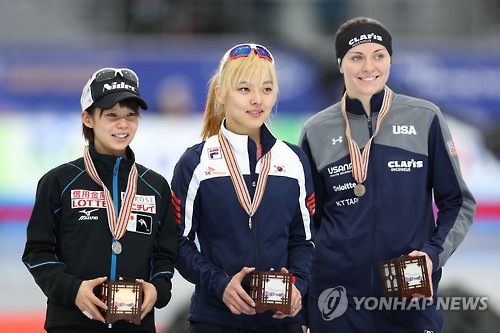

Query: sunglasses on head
226;44;274;63
92;68;140;85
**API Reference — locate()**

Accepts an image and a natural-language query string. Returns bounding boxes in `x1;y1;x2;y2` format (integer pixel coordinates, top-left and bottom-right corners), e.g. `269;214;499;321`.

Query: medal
111;241;122;255
218;129;271;229
354;183;366;197
341;87;394;190
83;146;138;279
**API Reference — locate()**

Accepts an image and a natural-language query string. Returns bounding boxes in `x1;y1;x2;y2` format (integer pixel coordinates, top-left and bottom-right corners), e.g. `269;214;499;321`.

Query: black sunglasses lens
94;69;118;82
120;70;138;83
94;69;138;83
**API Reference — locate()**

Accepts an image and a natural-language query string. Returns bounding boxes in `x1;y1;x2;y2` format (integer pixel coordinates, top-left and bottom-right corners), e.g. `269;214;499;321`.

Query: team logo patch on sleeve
127;213;152;235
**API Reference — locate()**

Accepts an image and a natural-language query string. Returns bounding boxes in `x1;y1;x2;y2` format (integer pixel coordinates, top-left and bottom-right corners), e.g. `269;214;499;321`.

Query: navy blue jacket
300;89;476;301
171;124;315;328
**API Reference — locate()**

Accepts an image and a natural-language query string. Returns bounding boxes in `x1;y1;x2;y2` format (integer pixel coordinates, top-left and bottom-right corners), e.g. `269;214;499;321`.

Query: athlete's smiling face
221;72;276;145
82;102;139;157
340;42;391;100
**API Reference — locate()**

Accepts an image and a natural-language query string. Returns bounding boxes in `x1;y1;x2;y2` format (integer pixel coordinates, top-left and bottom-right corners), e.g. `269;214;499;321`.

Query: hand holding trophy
99;277;143;325
379;253;432;299
249;269;294;315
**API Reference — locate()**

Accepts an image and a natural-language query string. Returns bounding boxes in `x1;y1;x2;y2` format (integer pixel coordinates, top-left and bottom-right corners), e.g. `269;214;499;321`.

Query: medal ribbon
218;132;271;228
83;145;138;241
341;87;394;184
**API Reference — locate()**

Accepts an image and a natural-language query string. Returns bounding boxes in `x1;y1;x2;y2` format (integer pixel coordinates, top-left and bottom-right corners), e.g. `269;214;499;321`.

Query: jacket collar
345;89;385;116
220;120;276;159
88;143;135;188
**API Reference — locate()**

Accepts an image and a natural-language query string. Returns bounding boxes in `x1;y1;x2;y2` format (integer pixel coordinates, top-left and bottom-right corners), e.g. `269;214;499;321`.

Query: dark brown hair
335;17;389;46
335;17;391;96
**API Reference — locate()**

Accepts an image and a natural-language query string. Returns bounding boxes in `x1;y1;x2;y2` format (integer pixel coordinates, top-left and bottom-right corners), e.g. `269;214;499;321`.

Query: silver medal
354;183;366;197
111;241;122;255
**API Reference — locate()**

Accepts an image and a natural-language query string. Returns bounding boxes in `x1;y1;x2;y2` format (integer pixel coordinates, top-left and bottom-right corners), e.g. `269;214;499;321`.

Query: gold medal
354;183;366;197
111;241;122;255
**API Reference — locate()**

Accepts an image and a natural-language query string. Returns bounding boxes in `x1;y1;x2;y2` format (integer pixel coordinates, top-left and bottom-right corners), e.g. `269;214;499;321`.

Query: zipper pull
367;115;373;135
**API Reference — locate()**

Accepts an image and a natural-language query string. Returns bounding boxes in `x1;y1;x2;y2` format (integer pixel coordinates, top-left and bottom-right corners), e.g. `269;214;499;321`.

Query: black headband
335;23;392;66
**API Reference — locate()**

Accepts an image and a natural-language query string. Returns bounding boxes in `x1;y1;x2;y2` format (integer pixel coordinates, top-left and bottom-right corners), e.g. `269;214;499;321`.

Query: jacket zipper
251;180;259;272
367;115;373;136
367;114;377;294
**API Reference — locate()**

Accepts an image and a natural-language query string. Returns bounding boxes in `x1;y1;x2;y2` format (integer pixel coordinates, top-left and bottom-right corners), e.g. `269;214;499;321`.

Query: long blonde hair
200;49;279;140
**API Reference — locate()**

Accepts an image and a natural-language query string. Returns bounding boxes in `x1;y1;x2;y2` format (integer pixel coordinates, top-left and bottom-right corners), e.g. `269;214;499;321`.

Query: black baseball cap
80;67;148;111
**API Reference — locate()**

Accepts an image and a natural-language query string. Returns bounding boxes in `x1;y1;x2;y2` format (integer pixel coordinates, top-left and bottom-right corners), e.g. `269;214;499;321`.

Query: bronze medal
354;183;366;197
218;131;271;229
341;88;394;195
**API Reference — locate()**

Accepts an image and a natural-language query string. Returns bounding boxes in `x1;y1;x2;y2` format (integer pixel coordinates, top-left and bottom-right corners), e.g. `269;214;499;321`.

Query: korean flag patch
127;213;152;235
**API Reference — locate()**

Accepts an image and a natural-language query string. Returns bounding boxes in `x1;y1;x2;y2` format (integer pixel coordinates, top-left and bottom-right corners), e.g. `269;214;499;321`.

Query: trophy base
99;278;143;325
249;271;293;314
379;255;432;298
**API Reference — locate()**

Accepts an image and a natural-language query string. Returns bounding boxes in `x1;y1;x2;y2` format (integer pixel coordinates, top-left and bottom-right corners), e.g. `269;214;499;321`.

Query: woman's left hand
273;267;302;319
136;279;157;319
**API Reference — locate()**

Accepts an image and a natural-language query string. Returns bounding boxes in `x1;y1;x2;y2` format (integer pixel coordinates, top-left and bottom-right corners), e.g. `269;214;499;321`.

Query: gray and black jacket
299;89;476;302
22;144;177;332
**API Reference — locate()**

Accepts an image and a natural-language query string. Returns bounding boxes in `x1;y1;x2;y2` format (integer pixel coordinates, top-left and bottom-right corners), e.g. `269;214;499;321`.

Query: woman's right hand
222;267;256;315
75;276;108;323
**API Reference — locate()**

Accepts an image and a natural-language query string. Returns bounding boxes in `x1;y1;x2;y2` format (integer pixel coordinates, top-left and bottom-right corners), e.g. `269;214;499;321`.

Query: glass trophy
379;255;432;298
99;277;143;325
249;271;293;314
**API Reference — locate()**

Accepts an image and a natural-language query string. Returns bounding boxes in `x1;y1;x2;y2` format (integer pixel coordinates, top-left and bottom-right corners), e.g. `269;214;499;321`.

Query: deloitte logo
317;286;348;321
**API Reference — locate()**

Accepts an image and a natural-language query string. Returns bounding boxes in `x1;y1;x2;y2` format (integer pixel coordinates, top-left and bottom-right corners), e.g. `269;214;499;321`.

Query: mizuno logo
78;208;99;221
79;208;98;216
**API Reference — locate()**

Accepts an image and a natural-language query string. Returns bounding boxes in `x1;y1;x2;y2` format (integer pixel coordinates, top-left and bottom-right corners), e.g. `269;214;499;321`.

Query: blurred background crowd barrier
1;1;500;332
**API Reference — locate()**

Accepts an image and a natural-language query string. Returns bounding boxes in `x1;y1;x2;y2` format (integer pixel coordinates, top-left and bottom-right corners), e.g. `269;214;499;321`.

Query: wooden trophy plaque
99;277;143;325
249;271;293;314
379;255;432;298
